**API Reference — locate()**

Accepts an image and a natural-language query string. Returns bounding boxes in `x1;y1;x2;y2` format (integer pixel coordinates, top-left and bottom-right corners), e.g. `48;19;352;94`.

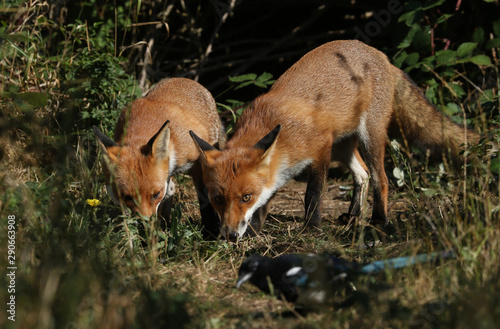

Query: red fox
93;78;225;237
190;40;478;241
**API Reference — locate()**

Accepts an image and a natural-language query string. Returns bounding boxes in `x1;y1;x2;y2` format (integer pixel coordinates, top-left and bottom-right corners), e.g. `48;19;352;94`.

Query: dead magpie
236;250;455;305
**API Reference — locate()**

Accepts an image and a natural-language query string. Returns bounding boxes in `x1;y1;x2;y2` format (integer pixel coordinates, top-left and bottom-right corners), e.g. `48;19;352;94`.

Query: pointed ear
189;130;218;164
254;124;281;165
93;126;118;148
253;124;281;150
147;120;170;161
92;126;119;178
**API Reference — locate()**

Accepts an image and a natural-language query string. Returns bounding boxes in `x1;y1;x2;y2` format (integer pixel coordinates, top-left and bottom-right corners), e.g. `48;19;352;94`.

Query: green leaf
253;82;268;88
404;63;422;73
233;81;255;90
256;72;273;82
456;42;477;57
479;89;494;104
420;55;436;68
424;78;438;86
397;25;420;49
468;55;492;66
425;85;437;104
224;99;245;108
405;52;420;65
436;13;453;24
493;19;500;37
229;73;257;83
413;25;432;52
485;38;500;49
393;51;408;68
472;27;485;43
398;11;417;26
445;102;461;115
435;50;456;66
421;0;445;10
440;67;456;77
450;83;466;98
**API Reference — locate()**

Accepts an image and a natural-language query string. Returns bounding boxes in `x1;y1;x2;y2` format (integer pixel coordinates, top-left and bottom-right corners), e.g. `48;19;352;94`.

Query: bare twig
139;37;155;93
118;41;149;57
455;70;492;101
201;3;332;90
127;21;171;41
195;0;238;81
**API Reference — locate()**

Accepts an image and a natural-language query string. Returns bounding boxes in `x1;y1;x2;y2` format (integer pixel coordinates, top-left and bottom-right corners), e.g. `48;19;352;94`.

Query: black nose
228;232;239;242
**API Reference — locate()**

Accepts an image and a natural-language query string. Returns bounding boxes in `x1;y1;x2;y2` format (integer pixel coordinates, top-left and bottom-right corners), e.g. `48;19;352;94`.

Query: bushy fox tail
388;70;479;165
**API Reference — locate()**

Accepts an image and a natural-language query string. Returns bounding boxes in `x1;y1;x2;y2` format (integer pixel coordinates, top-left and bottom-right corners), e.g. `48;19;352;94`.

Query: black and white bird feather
236;251;455;305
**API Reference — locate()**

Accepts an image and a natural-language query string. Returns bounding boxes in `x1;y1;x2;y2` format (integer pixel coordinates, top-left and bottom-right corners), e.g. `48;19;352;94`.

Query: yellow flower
86;199;101;207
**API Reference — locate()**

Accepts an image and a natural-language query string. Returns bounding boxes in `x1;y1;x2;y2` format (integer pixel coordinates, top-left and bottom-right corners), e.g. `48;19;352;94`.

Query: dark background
44;0;500;99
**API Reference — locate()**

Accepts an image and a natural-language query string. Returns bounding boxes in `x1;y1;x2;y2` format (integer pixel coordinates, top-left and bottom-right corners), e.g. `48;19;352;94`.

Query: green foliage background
0;0;499;328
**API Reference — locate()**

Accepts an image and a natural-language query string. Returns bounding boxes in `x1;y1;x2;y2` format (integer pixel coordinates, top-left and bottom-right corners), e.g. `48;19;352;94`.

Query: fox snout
216;202;252;241
226;232;240;242
135;201;157;218
220;222;247;242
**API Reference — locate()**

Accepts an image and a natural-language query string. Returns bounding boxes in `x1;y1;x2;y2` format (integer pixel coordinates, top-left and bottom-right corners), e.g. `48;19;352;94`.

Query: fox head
190;125;281;241
93;121;171;217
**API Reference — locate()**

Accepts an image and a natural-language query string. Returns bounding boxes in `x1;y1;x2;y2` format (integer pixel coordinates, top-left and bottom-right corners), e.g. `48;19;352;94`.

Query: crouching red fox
93;78;226;238
190;40;479;241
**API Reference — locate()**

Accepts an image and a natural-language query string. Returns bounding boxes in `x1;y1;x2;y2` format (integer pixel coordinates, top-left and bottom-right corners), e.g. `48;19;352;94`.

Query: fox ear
93;126;119;178
254;124;281;165
189;130;218;165
147;120;170;161
93;126;118;148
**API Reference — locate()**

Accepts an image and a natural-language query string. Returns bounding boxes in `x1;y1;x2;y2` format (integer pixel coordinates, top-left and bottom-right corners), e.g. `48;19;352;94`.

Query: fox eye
242;194;252;203
123;195;134;205
214;195;224;204
152;191;162;200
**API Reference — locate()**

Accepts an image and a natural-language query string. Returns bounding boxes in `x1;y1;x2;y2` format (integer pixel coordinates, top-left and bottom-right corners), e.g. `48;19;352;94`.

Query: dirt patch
174;161;413;236
271;178;351;222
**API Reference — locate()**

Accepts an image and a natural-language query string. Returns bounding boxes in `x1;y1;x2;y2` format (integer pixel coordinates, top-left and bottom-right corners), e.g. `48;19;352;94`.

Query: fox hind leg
357;127;389;225
348;150;370;217
332;137;370;222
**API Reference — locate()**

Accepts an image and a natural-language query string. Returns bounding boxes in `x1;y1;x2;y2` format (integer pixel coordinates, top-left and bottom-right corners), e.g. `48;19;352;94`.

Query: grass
1;143;498;328
1;1;499;328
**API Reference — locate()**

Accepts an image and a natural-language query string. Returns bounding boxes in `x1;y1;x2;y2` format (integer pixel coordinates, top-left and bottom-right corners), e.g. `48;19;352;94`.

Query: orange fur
191;40;478;240
95;78;225;235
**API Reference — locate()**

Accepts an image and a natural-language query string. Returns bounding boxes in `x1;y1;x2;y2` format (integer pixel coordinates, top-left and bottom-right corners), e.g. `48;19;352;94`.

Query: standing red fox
190;40;478;241
93;78;225;237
